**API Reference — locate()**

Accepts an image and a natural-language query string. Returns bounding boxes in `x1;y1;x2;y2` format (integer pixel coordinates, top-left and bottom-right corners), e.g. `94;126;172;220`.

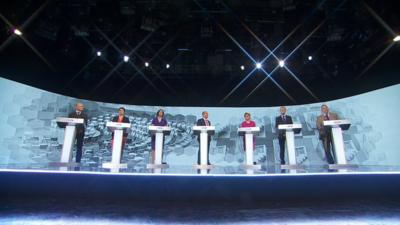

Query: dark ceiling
0;0;399;107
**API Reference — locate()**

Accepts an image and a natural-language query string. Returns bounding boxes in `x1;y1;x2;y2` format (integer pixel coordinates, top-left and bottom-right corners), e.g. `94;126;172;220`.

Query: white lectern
323;119;354;169
56;117;84;165
147;125;171;169
278;124;302;169
193;126;215;169
103;121;131;170
238;127;261;169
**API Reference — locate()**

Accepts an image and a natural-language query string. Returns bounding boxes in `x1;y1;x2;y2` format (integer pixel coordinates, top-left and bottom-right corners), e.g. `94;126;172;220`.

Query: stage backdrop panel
0;77;399;168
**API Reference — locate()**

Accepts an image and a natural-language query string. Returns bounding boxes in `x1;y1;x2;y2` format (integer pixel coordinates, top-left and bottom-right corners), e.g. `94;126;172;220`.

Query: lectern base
147;163;169;169
49;162;81;167
193;164;214;170
102;163;128;169
281;164;306;170
329;164;358;170
240;164;262;170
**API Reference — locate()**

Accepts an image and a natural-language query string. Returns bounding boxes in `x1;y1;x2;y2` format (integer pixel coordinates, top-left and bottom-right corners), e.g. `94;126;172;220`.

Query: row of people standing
67;103;339;165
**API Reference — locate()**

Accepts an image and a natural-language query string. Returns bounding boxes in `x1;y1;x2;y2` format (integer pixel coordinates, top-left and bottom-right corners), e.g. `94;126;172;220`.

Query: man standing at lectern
111;107;130;160
316;104;339;164
68;102;88;163
275;106;293;165
196;111;211;165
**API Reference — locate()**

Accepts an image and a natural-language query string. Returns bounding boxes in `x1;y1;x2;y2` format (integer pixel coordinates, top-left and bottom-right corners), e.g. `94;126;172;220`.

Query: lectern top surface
278;124;302;130
192;126;216;130
323;119;351;126
106;121;131;128
56;117;84;124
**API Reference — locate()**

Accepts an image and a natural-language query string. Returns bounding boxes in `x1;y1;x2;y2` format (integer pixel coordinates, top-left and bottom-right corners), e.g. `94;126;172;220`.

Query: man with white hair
68;102;88;163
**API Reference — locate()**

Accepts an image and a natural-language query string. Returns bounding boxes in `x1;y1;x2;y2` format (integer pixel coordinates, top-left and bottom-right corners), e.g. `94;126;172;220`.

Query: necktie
77;112;81;116
205;119;209;126
324;114;329;120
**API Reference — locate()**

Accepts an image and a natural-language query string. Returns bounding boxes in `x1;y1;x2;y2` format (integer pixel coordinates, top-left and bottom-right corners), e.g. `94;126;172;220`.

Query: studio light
308;56;313;61
145;62;149;67
394;35;400;42
256;62;262;69
240;65;245;70
123;55;129;62
166;64;170;69
279;60;285;67
96;51;102;57
13;28;22;36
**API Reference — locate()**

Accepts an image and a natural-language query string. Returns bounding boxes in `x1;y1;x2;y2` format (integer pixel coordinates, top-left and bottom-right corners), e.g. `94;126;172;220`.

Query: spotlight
145;62;149;67
240;65;245;70
394;35;400;42
279;60;285;67
308;56;313;61
166;64;170;69
255;63;262;69
13;28;22;36
123;55;129;62
96;51;102;57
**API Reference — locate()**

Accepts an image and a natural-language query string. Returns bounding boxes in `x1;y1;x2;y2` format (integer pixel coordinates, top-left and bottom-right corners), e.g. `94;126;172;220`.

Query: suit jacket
112;116;130;137
275;115;293;139
196;118;211;142
316;112;339;139
68;111;88;134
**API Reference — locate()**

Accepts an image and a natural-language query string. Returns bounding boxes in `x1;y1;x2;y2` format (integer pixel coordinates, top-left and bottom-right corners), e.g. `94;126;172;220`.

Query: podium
147;125;171;169
238;127;261;169
323;119;354;169
193;126;215;169
278;124;303;169
55;117;84;165
102;121;131;170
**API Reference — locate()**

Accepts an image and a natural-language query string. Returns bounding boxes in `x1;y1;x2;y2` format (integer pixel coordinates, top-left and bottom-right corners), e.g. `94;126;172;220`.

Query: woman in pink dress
240;112;256;151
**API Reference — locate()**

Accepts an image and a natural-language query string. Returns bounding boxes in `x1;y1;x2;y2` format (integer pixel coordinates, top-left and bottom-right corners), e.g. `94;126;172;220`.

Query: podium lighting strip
1;168;400;177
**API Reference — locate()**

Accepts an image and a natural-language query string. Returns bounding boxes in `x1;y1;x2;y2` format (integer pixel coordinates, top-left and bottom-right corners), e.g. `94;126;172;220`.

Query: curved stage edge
1;169;400;203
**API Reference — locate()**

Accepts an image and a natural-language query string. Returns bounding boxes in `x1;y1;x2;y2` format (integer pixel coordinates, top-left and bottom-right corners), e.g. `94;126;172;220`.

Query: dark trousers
322;134;335;164
278;137;286;164
197;140;211;164
75;132;84;163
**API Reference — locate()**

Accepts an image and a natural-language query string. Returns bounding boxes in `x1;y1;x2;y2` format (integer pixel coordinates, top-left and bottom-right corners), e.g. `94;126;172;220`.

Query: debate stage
2;165;400;224
2;164;400;202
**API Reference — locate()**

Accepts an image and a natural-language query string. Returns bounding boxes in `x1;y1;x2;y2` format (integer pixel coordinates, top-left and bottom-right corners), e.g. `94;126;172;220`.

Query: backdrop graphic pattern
0;77;398;169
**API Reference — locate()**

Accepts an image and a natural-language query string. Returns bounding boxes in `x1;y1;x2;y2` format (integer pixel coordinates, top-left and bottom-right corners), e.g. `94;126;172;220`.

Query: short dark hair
156;109;164;117
119;107;126;112
244;112;250;117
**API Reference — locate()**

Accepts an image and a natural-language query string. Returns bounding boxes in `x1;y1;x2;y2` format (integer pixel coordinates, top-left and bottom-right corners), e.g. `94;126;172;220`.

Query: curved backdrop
0;77;399;168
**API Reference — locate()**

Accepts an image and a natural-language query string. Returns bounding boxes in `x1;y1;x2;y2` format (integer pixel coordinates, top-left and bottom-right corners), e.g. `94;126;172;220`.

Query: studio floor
1;198;400;224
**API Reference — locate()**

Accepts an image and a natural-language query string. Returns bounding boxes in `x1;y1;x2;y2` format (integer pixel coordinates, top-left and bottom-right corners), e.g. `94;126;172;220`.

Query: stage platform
1;163;400;202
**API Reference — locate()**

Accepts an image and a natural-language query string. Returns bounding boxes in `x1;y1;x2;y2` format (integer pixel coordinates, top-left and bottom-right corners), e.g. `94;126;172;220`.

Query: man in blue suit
196;111;212;165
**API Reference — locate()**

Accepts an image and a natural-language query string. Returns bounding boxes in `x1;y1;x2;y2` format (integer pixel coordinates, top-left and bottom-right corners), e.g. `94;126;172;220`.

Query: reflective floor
1;162;400;175
1;198;400;224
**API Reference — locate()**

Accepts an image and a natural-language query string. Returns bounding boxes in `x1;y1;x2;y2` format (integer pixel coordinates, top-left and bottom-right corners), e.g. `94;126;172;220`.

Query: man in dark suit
275;106;293;165
196;111;211;165
68;102;88;163
111;107;130;160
